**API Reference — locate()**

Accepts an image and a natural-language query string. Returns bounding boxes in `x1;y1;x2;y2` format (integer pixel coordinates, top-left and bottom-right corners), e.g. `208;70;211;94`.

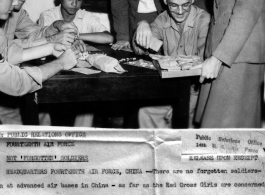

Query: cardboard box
153;60;202;78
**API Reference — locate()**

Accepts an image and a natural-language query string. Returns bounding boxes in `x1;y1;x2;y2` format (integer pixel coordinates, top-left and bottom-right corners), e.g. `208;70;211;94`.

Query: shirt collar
163;5;196;32
58;4;83;20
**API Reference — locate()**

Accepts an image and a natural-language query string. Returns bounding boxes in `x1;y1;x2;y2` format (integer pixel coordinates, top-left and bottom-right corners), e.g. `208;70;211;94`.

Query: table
21;45;191;128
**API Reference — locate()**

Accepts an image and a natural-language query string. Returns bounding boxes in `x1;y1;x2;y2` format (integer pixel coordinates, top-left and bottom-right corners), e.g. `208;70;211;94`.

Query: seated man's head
164;0;194;23
13;0;26;12
61;0;83;16
0;0;17;20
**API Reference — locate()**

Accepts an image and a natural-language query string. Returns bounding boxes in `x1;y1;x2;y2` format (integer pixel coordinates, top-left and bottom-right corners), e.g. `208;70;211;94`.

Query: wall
23;0;111;31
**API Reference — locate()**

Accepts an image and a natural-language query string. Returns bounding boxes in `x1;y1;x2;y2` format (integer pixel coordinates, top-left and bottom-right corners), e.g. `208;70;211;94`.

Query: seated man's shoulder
40;6;59;18
193;5;211;21
153;10;170;25
77;9;97;19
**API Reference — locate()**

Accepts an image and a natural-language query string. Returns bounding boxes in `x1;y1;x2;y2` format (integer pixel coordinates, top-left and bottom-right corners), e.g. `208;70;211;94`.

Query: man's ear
163;0;167;5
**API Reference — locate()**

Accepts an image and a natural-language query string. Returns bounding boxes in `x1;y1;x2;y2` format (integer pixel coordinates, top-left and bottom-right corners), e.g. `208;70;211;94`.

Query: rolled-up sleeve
15;9;58;47
0;60;42;96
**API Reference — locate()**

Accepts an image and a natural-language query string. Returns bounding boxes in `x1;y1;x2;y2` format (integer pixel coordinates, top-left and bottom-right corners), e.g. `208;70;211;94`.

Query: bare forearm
78;32;113;44
39;59;63;82
22;43;53;62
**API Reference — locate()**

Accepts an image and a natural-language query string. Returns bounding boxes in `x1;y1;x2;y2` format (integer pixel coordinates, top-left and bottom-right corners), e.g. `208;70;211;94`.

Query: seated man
39;0;114;127
111;0;165;50
133;0;210;128
39;0;113;44
0;0;79;99
5;0;82;49
0;0;84;125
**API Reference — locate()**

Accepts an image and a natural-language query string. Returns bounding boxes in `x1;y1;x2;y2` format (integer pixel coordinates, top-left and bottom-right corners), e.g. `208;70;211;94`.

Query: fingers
111;42;128;50
199;76;205;83
79;40;86;52
60;44;68;51
62;33;75;46
136;30;151;49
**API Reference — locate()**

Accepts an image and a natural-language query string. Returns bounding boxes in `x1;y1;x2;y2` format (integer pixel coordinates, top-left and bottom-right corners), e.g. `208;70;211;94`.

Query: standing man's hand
136;20;152;49
57;48;79;70
111;41;130;50
199;56;222;83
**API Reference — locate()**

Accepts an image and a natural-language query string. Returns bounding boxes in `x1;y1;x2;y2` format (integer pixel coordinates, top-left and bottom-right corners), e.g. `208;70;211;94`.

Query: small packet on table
86;54;127;74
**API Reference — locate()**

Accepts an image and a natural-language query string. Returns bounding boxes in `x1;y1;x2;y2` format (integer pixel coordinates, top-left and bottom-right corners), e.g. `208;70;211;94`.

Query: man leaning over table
0;0;79;111
0;0;84;125
133;0;210;128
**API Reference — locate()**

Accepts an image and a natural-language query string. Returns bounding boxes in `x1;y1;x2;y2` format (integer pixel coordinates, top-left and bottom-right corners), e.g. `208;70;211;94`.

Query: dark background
81;0;212;14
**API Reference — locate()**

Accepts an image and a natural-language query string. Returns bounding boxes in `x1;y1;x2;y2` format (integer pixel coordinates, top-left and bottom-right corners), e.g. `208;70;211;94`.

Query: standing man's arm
200;0;265;83
111;0;131;50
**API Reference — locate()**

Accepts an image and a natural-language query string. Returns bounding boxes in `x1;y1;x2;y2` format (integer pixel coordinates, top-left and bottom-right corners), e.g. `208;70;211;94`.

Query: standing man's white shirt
39;5;108;33
138;0;157;13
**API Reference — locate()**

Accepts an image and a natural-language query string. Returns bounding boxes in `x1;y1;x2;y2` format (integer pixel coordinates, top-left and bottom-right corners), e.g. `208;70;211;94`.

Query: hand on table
136;20;152;49
199;56;222;83
111;41;130;50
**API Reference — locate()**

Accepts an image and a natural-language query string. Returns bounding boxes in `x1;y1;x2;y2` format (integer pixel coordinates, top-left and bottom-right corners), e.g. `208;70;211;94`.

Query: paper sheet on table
71;67;101;75
0;128;264;195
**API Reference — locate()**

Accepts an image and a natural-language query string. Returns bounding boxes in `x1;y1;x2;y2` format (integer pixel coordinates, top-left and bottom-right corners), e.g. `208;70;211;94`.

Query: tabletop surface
36;44;159;79
23;44;190;103
21;44;191;127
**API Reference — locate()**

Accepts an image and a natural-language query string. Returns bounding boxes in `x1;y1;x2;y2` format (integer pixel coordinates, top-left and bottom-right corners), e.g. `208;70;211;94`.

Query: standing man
133;0;210;128
111;0;165;50
195;0;265;128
